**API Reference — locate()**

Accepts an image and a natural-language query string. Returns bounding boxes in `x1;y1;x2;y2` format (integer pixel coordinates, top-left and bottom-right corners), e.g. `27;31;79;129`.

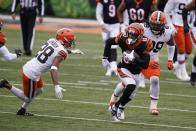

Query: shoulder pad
0;32;6;44
115;33;124;44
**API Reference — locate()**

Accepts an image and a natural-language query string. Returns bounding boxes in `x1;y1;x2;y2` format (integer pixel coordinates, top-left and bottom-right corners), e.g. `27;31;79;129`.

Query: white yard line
0;94;195;113
0;111;195;130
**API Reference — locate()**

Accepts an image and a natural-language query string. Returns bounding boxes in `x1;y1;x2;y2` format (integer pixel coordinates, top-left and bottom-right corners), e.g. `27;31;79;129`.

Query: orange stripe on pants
174;25;192;54
22;71;43;98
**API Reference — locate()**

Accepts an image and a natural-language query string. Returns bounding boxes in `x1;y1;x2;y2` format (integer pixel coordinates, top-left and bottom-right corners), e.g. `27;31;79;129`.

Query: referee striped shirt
11;0;45;16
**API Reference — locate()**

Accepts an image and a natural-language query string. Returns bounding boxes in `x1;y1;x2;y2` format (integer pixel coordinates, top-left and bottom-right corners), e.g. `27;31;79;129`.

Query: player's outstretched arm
50;56;66;99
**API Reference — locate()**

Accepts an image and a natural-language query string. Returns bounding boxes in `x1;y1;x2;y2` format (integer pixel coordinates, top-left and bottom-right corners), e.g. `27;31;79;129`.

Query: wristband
51;66;58;70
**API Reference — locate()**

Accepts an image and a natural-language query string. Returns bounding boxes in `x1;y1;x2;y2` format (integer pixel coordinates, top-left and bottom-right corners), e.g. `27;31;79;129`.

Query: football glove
123;51;135;63
149;60;159;69
55;85;66;99
168;60;174;70
102;57;110;70
71;49;84;55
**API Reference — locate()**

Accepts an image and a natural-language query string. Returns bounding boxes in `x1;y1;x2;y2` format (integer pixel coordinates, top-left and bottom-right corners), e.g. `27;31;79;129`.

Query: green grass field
0;28;196;131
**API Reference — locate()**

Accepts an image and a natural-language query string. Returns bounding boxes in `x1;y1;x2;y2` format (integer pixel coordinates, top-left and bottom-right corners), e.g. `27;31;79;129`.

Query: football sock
10;86;29;102
149;76;159;99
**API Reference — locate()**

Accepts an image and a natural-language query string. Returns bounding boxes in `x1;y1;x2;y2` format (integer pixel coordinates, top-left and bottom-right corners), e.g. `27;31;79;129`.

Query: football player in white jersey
182;0;196;85
108;11;175;119
0;28;84;116
164;0;193;81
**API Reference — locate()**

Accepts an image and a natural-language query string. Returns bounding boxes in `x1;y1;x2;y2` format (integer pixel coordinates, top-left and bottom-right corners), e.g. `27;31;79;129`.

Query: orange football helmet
149;11;166;35
56;28;75;48
126;23;144;45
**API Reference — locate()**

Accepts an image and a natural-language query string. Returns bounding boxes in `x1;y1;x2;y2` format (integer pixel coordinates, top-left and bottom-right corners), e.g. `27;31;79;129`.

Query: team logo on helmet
56;28;76;48
126;23;144;45
149;11;166;35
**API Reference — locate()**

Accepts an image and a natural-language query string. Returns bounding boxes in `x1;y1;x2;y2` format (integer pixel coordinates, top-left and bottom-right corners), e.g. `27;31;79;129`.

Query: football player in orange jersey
0;17;22;61
0;28;84;116
182;0;196;85
102;23;153;121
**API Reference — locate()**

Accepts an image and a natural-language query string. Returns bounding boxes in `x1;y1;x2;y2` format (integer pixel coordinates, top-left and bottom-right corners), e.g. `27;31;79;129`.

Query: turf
0;28;196;131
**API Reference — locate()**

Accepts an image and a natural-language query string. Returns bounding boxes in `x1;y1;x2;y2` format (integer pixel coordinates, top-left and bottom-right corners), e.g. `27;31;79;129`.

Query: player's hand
39;16;43;23
55;85;66;99
11;13;16;20
71;49;84;55
168;60;174;70
102;57;110;70
101;24;107;32
149;61;159;69
120;24;128;35
184;24;190;33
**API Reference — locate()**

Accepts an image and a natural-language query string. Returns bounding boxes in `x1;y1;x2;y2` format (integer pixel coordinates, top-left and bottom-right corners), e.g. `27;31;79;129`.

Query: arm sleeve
182;8;189;27
38;0;45;16
167;45;175;61
134;53;150;69
96;3;104;25
11;0;19;13
103;38;116;58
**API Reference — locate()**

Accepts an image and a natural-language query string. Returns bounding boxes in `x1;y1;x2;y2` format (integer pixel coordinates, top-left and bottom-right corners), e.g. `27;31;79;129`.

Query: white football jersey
23;38;68;81
164;0;192;26
141;23;173;61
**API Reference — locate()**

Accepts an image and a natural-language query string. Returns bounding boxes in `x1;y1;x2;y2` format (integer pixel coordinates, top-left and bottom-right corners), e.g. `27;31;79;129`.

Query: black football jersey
124;0;155;24
96;0;121;24
115;34;152;74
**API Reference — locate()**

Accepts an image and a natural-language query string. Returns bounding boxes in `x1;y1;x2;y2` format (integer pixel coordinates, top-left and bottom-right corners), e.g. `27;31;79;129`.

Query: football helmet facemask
56;28;75;48
126;23;144;45
149;11;166;35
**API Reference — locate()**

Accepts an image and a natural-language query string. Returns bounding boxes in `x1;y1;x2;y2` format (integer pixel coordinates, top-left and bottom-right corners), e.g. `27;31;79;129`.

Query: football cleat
16;108;34;116
190;72;196;86
108;105;120;122
15;49;22;57
0;79;9;88
117;107;125;120
150;108;159;115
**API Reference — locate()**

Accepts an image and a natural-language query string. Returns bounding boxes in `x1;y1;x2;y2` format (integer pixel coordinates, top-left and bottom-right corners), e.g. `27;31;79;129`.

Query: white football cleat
117;107;125;120
150;108;159;115
181;69;190;81
108;105;120;122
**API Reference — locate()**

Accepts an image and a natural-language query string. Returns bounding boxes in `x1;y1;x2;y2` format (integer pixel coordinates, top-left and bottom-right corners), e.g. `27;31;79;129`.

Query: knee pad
150;76;159;86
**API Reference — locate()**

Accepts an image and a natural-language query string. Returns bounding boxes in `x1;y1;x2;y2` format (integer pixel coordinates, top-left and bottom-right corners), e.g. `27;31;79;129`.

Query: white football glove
123;51;135;63
55;85;66;99
120;24;128;35
71;49;84;55
102;58;110;70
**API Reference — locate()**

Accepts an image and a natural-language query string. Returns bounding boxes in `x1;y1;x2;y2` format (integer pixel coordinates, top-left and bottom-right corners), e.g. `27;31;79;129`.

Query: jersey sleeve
0;32;6;45
115;33;124;44
58;50;67;60
145;39;153;52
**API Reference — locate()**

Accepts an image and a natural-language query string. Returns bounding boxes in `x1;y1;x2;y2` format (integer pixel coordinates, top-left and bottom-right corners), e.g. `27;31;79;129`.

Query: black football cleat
190;72;196;86
0;79;9;88
16;108;34;116
15;49;22;57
